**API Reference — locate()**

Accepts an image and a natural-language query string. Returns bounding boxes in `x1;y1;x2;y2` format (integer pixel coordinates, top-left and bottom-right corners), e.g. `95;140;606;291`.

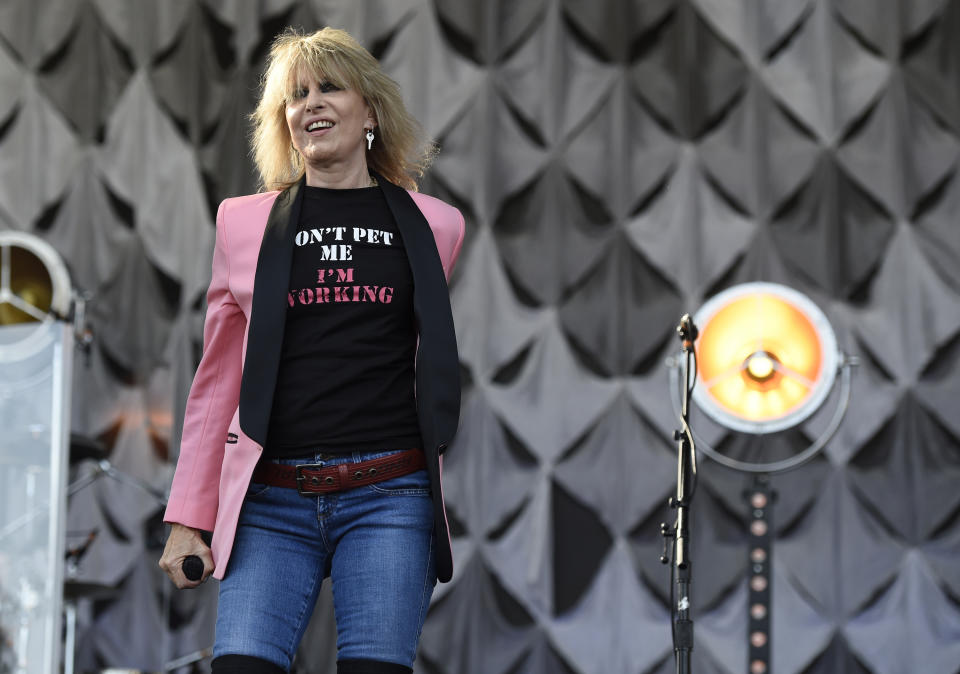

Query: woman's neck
303;159;372;189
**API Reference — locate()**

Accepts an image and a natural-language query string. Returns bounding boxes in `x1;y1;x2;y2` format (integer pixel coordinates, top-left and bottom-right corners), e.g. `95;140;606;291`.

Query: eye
291;87;308;100
318;81;342;93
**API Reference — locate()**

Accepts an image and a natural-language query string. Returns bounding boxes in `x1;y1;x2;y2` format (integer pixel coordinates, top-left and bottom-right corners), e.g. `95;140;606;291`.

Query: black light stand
661;314;699;674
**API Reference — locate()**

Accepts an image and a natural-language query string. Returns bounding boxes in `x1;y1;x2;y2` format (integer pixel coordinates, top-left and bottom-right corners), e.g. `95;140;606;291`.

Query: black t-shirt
265;185;422;457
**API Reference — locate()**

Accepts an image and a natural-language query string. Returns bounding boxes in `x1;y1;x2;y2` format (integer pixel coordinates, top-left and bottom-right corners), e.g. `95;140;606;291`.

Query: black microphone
678;313;699;350
182;555;204;581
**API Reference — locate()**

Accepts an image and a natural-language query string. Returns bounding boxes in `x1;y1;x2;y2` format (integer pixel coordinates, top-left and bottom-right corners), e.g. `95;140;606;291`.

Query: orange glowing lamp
691;283;838;434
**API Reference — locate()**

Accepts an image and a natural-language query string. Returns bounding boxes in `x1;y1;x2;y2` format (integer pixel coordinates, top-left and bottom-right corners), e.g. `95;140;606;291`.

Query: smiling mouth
306;121;334;131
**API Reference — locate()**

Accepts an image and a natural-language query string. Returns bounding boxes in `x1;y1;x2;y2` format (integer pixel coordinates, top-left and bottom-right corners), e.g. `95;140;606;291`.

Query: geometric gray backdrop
1;1;959;672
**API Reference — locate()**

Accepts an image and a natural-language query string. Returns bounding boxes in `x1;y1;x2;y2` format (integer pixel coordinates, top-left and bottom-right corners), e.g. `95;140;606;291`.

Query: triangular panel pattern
0;1;957;672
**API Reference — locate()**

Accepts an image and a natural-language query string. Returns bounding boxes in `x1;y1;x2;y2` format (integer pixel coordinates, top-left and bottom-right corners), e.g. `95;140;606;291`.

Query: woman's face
285;71;375;171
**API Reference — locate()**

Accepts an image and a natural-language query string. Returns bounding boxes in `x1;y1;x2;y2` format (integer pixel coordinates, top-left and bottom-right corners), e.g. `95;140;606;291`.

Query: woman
158;27;464;674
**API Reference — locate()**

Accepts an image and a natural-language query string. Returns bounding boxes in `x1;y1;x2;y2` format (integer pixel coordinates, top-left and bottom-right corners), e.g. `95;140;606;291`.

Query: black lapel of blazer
238;177;305;446
375;173;461;447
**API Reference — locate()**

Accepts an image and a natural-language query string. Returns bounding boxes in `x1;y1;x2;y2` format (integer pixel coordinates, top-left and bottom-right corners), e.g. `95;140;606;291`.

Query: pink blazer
164;176;465;581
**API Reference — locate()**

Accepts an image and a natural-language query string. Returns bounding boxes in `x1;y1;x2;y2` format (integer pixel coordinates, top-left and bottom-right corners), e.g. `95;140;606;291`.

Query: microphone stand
661;314;699;674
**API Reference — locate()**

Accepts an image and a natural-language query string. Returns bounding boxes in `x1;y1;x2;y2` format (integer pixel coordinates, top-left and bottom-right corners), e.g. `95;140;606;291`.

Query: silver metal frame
0;322;72;674
669;354;855;474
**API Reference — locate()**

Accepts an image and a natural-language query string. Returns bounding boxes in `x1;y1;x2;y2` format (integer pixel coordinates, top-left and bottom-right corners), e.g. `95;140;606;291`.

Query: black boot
212;654;287;673
337;659;413;674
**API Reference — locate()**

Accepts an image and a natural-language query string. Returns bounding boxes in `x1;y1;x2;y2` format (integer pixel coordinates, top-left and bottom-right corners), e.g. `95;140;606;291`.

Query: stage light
0;231;73;362
0;231;71;323
691;282;839;435
666;283;853;674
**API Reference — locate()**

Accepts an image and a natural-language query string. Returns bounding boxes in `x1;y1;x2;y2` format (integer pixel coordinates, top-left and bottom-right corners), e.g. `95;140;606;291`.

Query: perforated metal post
745;475;774;674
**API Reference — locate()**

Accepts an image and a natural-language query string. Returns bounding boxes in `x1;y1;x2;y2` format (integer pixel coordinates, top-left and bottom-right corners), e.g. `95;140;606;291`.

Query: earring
366;129;375;150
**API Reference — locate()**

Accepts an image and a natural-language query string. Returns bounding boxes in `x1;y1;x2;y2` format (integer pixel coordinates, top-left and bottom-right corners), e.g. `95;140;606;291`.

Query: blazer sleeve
444;207;466;281
163;200;246;531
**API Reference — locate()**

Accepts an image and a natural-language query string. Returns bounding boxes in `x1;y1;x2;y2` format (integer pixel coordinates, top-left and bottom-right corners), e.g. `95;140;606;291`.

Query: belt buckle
295;463;335;495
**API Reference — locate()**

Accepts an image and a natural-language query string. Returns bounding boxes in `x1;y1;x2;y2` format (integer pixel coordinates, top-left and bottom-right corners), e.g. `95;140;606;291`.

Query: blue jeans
214;449;436;670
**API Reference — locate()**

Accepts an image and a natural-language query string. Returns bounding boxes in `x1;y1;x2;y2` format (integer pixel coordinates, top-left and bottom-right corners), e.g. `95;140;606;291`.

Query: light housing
691;282;839;435
0;231;72;362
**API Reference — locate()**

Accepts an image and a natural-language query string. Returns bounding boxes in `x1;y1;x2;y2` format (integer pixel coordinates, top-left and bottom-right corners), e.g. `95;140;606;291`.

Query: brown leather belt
251;449;426;496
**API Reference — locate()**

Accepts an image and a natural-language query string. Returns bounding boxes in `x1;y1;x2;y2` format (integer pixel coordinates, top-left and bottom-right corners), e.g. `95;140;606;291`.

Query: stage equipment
660;314;699;674
0;231;76;674
667;282;854;674
678;282;854;473
61;433;169;674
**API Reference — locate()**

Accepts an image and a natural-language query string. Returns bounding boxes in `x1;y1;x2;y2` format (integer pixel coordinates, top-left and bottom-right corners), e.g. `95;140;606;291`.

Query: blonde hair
251;27;436;192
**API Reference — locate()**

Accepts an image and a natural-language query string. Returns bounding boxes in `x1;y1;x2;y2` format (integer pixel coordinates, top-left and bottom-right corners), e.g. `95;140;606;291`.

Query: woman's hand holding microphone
159;523;214;588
